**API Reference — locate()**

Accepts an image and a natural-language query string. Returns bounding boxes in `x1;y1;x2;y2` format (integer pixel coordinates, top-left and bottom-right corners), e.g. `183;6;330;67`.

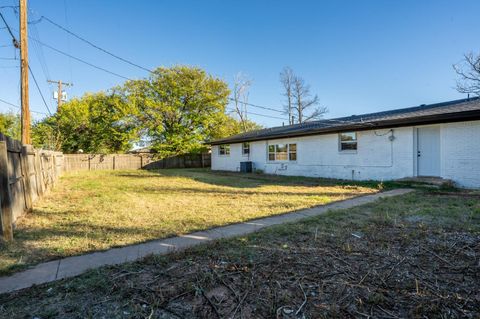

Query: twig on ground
421;247;454;266
295;283;307;315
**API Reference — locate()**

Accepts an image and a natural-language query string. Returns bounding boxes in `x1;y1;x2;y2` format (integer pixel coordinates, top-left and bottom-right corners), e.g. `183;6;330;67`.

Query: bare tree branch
453;52;480;96
232;72;252;132
280;67;295;124
290;73;328;123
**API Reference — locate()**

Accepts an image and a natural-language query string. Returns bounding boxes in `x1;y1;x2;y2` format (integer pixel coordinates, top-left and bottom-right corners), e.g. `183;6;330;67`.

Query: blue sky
0;0;479;127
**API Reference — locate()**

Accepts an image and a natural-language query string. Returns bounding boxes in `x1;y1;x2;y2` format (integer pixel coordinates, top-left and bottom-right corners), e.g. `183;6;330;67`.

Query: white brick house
211;98;480;188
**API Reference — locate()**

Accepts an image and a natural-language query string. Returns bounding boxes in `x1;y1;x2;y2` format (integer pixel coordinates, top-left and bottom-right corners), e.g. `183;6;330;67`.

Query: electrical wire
29;35;132;80
0;97;48;115
28;10;55;98
28;65;52;115
31;14;295;118
6;11;341;124
226;107;289;121
228;98;284;114
0;10;18;47
0;12;52;116
61;0;74;84
36;15;153;73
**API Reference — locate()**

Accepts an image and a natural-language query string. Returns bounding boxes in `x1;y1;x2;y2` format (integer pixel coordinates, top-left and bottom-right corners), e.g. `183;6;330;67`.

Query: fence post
21;146;33;213
0;141;14;241
51;153;55;186
113;155;116;170
34;149;42;196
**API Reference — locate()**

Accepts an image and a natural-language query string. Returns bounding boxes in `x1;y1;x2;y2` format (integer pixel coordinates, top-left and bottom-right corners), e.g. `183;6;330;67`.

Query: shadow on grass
120;168;399;190
0;215;182;276
136;185;368;198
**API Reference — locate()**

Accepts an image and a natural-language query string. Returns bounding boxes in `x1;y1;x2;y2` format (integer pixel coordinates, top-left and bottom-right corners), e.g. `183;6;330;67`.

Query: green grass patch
0;168;378;275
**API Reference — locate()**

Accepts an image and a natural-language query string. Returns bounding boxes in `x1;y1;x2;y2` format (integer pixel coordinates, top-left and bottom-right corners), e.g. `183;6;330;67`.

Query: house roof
211;97;480;145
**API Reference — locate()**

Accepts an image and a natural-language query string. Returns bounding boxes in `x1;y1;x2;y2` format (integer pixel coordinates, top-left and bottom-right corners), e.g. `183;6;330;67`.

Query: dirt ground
0;190;479;318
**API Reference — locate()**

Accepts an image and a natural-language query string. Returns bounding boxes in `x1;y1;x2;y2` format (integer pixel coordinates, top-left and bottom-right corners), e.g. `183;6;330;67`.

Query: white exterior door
417;126;440;176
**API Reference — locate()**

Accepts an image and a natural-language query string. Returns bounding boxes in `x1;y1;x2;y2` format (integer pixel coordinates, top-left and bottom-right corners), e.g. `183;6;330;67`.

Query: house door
417;126;440;176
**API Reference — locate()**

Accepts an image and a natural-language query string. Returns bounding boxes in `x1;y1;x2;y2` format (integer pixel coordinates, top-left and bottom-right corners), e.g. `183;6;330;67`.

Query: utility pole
47;80;72;110
20;0;30;144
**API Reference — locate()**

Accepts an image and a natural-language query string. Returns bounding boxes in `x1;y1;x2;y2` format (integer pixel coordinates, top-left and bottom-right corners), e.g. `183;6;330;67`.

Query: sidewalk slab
56;245;140;280
0;188;413;295
0;260;59;294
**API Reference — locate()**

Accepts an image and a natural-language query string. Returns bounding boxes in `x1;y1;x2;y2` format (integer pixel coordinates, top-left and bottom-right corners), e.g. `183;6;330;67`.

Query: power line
33;14;291;117
0;97;48;115
28;65;52;115
35;15;153;73
62;0;74;84
6;16;285;121
0;10;18;47
1;8;51;117
229;98;284;114
28;10;55;99
11;13;292;121
29;35;132;80
226;107;288;121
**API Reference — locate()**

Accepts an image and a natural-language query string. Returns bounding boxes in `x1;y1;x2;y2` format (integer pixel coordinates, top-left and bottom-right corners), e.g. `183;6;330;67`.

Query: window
289;143;297;161
268;143;297;161
275;144;288;160
219;144;230;155
339;132;357;151
268;145;275;161
242;142;250;155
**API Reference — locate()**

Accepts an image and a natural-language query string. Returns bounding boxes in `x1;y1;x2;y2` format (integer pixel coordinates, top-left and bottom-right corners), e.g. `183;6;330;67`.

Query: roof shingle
211;97;480;145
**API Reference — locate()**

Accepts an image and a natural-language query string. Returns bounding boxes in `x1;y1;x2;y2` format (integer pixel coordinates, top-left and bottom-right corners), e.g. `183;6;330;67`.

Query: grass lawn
1;190;478;318
0;168;380;275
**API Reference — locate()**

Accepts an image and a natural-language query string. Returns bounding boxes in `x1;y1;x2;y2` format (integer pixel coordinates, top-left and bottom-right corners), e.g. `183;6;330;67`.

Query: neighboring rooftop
211;97;480;145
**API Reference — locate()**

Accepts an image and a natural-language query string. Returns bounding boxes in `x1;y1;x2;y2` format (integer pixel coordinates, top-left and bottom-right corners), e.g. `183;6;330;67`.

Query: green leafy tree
0;112;20;140
212;114;262;139
32;66;261;154
32;91;139;153
123;65;231;157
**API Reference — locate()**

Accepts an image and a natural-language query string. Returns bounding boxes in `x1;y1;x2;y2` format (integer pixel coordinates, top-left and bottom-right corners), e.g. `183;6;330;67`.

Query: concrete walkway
0;188;413;295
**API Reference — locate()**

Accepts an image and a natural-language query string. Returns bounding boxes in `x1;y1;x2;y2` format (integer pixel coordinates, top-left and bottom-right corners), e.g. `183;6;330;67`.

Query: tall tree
123;66;231;157
454;52;480;96
280;67;295;124
280;67;327;124
232;72;252;131
0;112;21;140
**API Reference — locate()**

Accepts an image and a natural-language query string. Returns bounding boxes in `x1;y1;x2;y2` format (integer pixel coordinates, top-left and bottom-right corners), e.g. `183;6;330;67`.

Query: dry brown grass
0;169;377;275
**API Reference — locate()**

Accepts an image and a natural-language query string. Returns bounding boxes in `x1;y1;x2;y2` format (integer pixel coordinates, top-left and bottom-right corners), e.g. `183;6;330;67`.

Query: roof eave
210;110;480;145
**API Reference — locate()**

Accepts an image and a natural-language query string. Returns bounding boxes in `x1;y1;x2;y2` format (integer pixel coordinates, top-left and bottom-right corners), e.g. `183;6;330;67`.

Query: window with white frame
218;144;230;155
289;143;297;160
242;142;250;155
339;132;357;151
268;143;297;161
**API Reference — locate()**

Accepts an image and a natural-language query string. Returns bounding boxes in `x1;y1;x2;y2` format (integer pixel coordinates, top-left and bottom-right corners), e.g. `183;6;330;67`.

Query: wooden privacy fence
0;143;209;241
0;133;63;241
62;153;211;171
